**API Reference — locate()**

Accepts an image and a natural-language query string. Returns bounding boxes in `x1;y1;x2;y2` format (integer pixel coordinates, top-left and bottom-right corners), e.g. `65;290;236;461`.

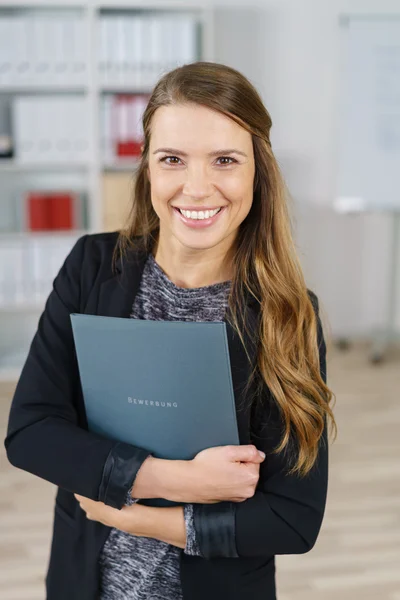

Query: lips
172;206;223;212
173;206;226;228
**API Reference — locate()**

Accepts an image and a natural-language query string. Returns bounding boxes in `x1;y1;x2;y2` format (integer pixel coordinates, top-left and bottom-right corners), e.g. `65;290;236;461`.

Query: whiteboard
335;16;400;212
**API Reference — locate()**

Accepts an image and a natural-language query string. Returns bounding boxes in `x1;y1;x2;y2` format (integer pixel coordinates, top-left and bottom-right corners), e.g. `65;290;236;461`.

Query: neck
152;234;235;289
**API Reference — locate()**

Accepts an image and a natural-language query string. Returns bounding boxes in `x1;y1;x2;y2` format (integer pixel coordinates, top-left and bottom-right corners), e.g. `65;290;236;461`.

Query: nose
182;164;214;200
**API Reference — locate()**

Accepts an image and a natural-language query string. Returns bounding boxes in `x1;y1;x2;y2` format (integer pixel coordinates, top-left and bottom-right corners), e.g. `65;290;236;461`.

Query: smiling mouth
172;205;226;228
173;207;223;220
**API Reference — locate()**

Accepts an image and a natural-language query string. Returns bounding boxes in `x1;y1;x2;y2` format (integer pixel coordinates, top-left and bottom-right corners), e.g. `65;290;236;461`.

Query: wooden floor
1;341;399;600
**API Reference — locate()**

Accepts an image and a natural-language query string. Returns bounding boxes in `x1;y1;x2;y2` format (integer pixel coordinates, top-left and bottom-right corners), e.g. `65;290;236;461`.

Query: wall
211;0;400;339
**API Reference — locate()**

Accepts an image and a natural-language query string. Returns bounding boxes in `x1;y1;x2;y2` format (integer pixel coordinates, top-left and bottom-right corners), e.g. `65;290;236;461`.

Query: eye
159;156;182;165
159;155;237;166
216;156;237;165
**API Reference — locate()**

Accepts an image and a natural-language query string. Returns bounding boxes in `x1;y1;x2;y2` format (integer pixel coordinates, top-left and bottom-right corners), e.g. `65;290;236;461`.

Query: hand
74;494;186;548
74;494;141;532
189;445;266;504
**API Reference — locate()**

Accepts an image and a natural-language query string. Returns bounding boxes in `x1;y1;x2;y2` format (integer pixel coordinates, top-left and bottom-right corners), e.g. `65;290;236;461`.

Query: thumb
231;445;265;463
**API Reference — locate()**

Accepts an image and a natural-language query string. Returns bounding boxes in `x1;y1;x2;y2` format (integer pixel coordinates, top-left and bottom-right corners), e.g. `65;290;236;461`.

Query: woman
5;62;336;600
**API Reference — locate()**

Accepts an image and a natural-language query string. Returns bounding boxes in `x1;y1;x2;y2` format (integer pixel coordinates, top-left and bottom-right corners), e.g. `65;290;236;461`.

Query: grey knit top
98;251;232;599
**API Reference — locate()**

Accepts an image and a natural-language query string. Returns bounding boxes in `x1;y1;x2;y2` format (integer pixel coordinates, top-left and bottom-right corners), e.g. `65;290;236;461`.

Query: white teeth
179;208;221;220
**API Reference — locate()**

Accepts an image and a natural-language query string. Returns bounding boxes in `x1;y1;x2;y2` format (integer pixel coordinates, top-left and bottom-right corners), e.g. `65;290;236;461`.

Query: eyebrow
153;147;248;158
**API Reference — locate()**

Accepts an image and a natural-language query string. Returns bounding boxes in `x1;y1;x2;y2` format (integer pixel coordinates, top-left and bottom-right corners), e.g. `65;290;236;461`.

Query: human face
147;103;255;254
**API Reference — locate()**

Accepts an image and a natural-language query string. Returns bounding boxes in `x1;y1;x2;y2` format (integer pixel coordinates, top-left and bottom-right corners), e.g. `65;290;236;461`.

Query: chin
174;231;223;251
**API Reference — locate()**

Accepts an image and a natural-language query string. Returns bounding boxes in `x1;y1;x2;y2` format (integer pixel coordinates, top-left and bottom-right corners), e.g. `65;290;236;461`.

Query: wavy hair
114;61;336;476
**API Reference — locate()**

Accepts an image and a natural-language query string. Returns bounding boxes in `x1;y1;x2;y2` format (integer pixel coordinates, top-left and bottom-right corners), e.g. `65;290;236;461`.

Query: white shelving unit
0;0;215;379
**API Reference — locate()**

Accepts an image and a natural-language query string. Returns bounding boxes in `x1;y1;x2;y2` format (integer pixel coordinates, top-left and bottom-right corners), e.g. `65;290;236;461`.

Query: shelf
0;229;87;239
0;0;204;10
103;160;140;172
0;1;85;8
0;160;89;172
0;85;88;94
98;2;204;10
0;303;43;313
100;84;153;94
0;1;212;340
0;0;198;6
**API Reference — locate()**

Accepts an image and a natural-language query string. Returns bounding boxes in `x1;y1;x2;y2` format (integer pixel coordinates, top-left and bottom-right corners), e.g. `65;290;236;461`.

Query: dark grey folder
70;313;239;507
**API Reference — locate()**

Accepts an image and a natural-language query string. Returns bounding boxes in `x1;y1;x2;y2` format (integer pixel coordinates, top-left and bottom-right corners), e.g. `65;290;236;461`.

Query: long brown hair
114;61;336;476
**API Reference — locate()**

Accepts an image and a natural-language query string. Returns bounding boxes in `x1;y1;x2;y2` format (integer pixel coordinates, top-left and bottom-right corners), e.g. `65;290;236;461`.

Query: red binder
26;192;76;231
27;193;52;231
50;194;74;230
113;94;147;159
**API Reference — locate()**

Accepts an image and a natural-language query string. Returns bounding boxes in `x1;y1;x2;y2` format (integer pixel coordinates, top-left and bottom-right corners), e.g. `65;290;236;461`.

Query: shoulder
70;230;146;273
82;230;121;262
82;231;147;261
306;289;319;314
59;231;147;313
66;230;119;262
61;231;120;282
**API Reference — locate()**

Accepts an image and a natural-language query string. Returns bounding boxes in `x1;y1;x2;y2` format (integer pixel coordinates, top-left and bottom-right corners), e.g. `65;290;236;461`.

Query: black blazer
4;231;328;600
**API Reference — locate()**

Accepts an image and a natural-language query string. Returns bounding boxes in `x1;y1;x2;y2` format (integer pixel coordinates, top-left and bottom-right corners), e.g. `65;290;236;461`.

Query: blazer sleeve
192;293;329;559
4;234;152;509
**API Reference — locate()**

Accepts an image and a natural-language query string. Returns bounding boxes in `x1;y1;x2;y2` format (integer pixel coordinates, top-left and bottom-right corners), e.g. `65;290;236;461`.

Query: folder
70;313;240;507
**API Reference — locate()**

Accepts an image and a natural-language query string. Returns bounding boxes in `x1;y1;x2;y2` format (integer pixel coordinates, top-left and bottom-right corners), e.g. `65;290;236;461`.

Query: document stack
101;94;149;165
0;12;87;88
12;96;90;165
98;13;199;88
0;233;80;309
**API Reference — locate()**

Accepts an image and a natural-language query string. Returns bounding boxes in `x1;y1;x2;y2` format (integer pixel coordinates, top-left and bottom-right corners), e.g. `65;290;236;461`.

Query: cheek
219;173;253;206
150;172;182;206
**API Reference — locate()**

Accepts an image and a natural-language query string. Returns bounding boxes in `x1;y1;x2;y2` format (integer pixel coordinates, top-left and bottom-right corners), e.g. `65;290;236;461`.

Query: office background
0;0;399;598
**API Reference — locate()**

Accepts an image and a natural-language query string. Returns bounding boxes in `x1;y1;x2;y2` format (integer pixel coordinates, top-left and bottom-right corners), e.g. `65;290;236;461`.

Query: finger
232;445;265;463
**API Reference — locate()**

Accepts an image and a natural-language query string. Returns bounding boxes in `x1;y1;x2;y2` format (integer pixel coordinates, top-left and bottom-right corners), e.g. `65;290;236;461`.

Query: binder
99;16;109;84
70;314;240;507
180;15;198;64
0;17;14;86
131;16;144;88
53;18;68;85
72;17;87;82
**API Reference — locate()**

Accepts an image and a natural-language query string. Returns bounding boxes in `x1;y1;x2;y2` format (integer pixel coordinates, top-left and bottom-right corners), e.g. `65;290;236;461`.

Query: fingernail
258;451;266;459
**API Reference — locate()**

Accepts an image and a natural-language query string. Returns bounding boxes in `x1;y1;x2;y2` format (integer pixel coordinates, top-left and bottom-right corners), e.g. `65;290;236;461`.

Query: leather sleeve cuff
192;501;239;559
98;442;152;509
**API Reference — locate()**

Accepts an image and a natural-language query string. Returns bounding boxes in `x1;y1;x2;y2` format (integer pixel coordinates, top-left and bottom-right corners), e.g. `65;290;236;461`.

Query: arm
129;456;196;503
138;504;201;555
4;235;151;509
131;504;199;555
192;292;329;558
132;505;187;549
126;468;202;556
76;492;200;554
119;488;201;554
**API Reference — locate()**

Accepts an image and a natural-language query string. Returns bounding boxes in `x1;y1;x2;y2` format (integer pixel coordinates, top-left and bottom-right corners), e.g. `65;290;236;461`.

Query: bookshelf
0;0;215;379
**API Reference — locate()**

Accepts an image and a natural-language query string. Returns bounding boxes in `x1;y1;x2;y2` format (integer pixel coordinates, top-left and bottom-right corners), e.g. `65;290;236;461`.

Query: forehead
149;103;252;150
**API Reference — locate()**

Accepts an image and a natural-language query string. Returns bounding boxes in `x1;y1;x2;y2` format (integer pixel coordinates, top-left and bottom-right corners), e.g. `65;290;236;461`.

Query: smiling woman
5;61;336;600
